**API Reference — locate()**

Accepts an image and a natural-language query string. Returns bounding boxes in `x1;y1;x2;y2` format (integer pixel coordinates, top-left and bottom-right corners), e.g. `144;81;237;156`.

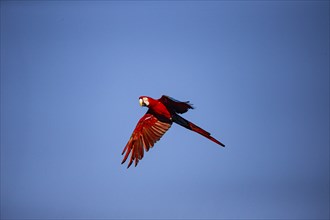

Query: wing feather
150;127;163;136
142;130;152;151
140;134;148;152
159;95;194;114
121;113;172;168
145;130;157;148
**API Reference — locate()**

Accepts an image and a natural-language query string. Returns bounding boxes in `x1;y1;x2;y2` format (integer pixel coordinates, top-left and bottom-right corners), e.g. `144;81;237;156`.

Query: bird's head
139;96;149;107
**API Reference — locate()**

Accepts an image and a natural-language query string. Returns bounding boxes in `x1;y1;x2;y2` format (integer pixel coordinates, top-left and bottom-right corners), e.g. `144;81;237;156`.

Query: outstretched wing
121;113;172;168
159;95;194;114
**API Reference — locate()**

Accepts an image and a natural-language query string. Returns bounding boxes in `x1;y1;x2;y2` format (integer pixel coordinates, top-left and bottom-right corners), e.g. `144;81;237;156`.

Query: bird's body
121;95;225;168
146;96;172;121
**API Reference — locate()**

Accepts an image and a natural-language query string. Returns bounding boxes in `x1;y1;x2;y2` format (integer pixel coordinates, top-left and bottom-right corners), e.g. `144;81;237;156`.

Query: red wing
121;113;172;168
159;95;194;114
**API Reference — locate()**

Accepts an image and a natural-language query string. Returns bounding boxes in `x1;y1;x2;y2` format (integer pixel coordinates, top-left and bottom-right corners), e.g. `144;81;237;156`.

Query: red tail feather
189;121;225;147
172;114;225;147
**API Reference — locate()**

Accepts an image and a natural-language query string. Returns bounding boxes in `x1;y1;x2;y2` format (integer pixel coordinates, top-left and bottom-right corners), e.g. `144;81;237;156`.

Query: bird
121;95;225;168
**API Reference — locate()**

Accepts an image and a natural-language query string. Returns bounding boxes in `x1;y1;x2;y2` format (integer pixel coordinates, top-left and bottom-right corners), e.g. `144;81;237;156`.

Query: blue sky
1;1;329;219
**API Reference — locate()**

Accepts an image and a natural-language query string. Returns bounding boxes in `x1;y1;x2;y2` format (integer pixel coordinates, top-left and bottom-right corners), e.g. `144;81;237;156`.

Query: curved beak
139;98;143;107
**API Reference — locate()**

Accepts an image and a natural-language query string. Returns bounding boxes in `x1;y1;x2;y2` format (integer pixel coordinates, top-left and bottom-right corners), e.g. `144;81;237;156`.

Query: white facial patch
142;97;149;106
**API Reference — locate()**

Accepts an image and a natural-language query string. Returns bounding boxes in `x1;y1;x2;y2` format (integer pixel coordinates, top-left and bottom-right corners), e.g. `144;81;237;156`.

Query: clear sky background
1;1;329;219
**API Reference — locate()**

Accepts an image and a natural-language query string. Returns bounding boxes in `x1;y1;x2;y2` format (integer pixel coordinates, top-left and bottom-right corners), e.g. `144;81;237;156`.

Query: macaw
121;95;225;168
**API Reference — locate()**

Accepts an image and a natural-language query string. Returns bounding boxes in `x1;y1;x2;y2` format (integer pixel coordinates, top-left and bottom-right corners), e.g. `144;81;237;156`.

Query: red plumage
121;95;225;168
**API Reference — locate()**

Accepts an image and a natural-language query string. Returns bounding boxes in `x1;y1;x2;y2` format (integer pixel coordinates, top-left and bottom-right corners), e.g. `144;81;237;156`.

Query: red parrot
121;95;225;168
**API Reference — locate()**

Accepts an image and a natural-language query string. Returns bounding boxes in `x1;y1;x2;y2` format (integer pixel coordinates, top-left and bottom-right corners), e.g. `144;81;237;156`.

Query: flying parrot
121;95;225;168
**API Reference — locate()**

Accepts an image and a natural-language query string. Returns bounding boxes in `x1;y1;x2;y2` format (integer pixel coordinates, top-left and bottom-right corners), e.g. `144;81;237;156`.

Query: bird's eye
143;97;149;106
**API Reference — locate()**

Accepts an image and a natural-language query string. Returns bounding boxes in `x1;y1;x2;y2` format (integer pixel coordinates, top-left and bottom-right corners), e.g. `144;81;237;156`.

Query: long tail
172;114;225;147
